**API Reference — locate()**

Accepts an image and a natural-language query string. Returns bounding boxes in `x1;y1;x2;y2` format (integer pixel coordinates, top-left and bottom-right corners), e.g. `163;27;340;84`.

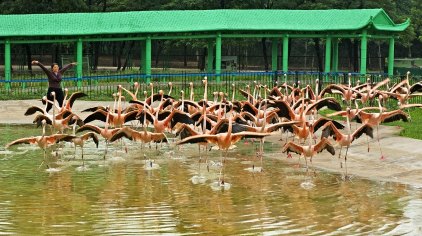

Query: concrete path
1;99;422;187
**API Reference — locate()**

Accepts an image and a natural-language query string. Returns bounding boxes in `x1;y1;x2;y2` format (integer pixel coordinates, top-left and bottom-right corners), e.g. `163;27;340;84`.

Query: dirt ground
1;99;422;187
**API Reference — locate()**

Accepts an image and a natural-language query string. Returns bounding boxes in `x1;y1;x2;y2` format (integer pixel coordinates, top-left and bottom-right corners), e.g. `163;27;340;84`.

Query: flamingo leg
104;141;108;160
198;145;202;174
39;148;48;169
377;125;384;159
344;146;349;179
81;147;85;167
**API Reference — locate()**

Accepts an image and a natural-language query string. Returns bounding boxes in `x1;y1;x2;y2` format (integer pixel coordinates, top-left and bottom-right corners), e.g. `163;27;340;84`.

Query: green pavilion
0;9;410;85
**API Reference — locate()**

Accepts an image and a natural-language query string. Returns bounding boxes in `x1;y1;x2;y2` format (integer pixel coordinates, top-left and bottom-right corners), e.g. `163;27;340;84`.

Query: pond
0;124;421;235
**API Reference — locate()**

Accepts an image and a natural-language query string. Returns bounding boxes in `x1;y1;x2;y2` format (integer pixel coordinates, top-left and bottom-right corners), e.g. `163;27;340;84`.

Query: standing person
32;60;77;112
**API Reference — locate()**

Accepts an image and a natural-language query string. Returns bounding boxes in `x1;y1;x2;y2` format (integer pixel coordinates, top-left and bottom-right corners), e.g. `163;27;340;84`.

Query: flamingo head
64;88;68;93
143;91;147;97
168;82;172;87
149;83;153;88
232;83;235;88
134;82;139;88
159;90;164;95
50;91;56;97
180;90;184;96
189;82;193;88
219;92;224;99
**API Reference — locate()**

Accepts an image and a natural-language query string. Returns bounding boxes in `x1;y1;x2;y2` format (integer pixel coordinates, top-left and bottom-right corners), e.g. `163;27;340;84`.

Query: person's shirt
35;62;74;88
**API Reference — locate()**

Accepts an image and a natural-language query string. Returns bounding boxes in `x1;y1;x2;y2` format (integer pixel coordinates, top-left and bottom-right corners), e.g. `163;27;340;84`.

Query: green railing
0;71;421;103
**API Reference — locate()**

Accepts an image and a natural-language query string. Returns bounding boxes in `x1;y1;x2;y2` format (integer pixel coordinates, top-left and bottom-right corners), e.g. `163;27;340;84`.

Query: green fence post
207;40;214;74
215;32;222;83
332;38;339;83
388;37;395;78
272;38;278;72
324;36;332;82
5;39;11;91
76;38;83;89
360;29;368;81
282;35;289;73
145;36;152;84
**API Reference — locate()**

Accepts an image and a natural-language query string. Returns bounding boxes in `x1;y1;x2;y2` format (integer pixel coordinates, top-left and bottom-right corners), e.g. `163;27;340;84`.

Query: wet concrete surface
1;99;421;187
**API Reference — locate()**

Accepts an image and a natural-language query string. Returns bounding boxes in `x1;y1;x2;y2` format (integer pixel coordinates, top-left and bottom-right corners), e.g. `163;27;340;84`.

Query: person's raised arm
32;60;50;75
60;62;77;74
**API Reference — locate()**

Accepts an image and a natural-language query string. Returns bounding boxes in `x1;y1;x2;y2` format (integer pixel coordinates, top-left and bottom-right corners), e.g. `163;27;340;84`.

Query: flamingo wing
76;124;102;134
170;110;195;128
381;110;409;123
6;137;37;148
109;128;133;142
410;82;422;94
150;133;168;143
352;124;374;141
83;110;108;124
81;132;99;147
33;115;52;127
176;134;218;145
66;92;87;109
282;141;304;155
232;131;270;139
81;106;107;113
24;106;45;116
266;121;298;133
314;138;335;155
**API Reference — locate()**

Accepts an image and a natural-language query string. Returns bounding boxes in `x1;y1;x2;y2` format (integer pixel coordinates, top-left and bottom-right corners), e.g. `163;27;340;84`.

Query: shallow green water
0;124;421;235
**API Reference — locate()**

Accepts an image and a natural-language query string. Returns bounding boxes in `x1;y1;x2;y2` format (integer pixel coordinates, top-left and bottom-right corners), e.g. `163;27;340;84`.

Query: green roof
0;9;409;38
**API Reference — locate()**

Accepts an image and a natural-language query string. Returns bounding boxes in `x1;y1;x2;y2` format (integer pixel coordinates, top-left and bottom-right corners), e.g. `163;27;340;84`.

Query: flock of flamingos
4;73;422;184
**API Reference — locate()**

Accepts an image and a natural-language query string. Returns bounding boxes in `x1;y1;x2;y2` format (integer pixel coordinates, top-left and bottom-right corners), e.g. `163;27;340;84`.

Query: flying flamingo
77;106;122;158
5;120;68;169
355;95;409;159
177;104;270;184
56;132;99;167
109;127;168;149
282;136;335;172
321;108;374;177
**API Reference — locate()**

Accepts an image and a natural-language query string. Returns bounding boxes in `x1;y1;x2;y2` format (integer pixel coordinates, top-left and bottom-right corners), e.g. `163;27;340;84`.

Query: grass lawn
319;107;422;140
383;108;422;140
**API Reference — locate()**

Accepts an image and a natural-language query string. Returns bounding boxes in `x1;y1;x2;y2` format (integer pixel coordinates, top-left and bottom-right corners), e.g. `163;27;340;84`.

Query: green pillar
360;30;368;78
282;35;289;72
215;32;222;82
140;40;145;73
76;38;83;89
388;37;395;77
145;36;152;83
207;40;214;74
324;36;332;82
332;38;339;73
4;40;11;90
272;38;278;72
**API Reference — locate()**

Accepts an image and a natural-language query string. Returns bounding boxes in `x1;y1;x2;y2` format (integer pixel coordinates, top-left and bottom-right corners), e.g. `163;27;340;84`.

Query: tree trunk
378;42;382;72
122;41;135;70
198;47;206;71
313;38;323;72
25;45;32;72
184;44;188;67
155;40;162;67
112;43;117;67
93;42;100;71
53;44;60;65
116;41;126;71
353;40;359;72
261;38;269;71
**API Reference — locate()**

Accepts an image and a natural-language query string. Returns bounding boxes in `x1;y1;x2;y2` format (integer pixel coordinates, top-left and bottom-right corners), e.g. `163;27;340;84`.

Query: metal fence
0;71;421;103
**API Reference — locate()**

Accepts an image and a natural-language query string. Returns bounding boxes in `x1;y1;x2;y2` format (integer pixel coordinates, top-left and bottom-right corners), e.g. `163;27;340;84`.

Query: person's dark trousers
46;87;64;112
